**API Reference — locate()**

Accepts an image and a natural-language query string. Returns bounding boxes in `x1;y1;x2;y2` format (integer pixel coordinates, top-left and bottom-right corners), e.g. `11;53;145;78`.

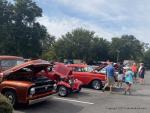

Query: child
124;67;134;95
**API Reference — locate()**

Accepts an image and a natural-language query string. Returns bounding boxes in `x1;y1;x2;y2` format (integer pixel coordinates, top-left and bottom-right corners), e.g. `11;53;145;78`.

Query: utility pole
117;50;120;63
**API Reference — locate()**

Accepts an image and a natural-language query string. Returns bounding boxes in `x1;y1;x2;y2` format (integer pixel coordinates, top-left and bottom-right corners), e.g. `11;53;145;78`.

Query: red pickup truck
0;56;55;106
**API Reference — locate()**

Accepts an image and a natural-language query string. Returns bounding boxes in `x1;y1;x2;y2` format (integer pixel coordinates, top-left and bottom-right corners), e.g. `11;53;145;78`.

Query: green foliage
110;35;144;62
0;0;148;64
54;30;145;63
54;28;94;62
144;49;150;68
90;37;110;61
54;28;110;63
0;0;53;58
41;48;57;61
0;93;13;113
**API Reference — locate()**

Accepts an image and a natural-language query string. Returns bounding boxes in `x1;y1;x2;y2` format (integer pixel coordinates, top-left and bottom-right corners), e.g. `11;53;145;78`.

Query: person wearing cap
138;63;145;84
124;67;134;95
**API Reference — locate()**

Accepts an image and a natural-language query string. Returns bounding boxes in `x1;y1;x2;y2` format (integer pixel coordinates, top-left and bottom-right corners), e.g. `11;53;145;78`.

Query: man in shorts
102;61;115;93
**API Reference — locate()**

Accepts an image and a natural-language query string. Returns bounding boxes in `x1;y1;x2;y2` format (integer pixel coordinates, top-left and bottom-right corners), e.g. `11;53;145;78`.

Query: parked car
46;63;82;97
67;64;106;90
0;56;25;71
0;59;55;106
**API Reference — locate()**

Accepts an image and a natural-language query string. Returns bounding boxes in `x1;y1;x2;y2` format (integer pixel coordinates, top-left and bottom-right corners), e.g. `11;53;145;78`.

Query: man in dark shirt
102;61;115;93
117;62;124;88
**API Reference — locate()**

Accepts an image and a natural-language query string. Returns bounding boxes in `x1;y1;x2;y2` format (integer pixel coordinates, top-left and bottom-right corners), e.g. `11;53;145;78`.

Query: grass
0;93;13;113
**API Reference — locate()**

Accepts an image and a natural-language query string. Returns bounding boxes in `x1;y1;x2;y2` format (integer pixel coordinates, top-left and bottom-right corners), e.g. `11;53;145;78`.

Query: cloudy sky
35;0;150;43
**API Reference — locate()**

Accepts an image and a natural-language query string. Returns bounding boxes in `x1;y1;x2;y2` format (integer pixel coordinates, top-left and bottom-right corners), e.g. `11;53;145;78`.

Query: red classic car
67;64;106;90
46;63;82;97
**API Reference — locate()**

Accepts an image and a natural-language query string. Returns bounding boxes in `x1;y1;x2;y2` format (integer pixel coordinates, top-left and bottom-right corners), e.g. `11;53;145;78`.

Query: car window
72;67;86;72
95;67;106;74
0;59;25;71
85;66;94;72
21;67;32;72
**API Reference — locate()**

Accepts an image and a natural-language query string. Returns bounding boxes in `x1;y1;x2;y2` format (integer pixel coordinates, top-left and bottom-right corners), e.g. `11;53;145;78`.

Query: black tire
4;91;17;106
58;86;68;97
76;86;82;93
91;80;102;90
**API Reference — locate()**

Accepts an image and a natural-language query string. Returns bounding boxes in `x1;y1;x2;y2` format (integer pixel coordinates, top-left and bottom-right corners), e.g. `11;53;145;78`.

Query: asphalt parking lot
15;71;150;113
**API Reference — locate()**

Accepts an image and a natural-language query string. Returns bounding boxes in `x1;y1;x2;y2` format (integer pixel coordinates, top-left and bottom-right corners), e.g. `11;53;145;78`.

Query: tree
0;0;14;54
110;35;144;62
143;49;150;69
54;28;95;63
90;37;110;62
0;0;53;58
54;28;111;64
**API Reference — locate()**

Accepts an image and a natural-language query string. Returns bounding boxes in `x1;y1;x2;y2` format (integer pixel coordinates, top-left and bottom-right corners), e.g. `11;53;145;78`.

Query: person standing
117;62;124;88
102;61;115;93
138;63;145;84
131;63;138;83
124;67;134;95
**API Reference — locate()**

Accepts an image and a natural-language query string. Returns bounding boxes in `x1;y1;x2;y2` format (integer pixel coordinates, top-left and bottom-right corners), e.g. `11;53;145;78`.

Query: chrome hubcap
59;87;67;96
93;81;100;89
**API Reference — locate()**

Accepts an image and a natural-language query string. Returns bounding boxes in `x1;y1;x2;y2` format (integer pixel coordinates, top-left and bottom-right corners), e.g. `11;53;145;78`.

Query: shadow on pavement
67;92;91;99
15;99;84;113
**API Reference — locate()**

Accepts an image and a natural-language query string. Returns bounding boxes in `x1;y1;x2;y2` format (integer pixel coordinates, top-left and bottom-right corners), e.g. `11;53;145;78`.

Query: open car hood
93;64;107;72
1;59;51;77
53;63;72;78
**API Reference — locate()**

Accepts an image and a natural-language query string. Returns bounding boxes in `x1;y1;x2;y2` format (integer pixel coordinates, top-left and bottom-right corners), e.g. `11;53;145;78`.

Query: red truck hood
1;59;51;77
53;63;73;78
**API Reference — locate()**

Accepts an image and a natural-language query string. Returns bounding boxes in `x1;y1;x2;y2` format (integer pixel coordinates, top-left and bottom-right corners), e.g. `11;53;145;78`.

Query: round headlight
68;79;72;84
30;88;35;95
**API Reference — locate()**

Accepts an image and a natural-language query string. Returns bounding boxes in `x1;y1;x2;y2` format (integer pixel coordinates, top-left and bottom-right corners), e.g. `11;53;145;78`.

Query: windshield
0;59;25;70
72;66;95;72
84;66;94;72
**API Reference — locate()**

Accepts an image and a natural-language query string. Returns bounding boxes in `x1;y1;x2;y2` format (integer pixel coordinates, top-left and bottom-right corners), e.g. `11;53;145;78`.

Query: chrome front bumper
29;95;51;105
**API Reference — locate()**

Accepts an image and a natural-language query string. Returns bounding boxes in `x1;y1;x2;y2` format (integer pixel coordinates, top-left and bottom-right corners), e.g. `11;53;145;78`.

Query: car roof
0;56;24;60
67;64;87;68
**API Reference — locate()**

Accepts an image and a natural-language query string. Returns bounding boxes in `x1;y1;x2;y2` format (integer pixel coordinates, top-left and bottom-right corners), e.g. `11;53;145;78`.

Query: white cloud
37;15;114;40
37;15;150;43
55;0;128;21
36;0;150;43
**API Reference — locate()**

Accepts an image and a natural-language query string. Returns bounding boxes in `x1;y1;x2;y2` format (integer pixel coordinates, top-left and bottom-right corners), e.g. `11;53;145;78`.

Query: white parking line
53;97;94;105
83;89;103;94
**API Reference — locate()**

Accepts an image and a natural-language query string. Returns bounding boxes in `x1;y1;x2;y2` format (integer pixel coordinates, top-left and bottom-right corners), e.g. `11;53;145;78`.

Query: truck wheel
4;91;17;106
58;86;68;97
91;80;102;90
